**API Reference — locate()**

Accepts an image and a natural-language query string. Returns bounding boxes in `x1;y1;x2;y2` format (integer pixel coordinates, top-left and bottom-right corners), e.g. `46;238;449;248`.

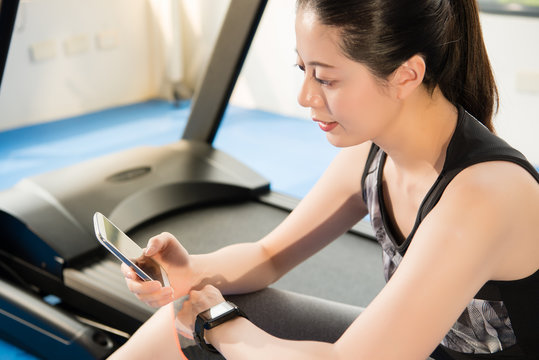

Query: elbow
257;242;286;287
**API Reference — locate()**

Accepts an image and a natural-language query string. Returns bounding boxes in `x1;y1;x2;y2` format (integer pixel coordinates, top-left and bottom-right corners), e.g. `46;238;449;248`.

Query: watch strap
193;301;247;353
194;317;219;353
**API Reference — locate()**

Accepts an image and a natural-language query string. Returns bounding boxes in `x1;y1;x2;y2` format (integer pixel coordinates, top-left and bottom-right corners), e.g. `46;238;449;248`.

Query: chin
326;134;365;148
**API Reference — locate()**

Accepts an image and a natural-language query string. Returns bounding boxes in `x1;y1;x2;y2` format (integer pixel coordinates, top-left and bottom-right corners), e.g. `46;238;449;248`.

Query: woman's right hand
121;232;195;308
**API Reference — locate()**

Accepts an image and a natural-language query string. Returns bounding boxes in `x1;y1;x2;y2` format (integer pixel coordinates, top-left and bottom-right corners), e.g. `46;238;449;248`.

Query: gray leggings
178;287;363;359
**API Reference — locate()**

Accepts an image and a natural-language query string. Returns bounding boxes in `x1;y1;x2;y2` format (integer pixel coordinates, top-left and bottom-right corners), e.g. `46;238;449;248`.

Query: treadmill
0;0;383;359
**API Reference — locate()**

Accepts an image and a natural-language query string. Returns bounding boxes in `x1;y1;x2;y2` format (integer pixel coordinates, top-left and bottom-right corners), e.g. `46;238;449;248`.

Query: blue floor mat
0;339;38;360
0;99;338;198
0;100;190;191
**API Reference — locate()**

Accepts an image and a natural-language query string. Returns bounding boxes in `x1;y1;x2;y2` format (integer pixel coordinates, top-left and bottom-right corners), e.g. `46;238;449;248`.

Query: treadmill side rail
0;278;118;360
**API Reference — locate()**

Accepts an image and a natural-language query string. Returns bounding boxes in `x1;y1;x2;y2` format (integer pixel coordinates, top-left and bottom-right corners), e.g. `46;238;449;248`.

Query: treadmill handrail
181;0;268;144
0;0;20;87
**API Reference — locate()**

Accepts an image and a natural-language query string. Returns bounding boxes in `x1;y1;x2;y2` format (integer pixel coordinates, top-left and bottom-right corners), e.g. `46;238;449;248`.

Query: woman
111;1;539;359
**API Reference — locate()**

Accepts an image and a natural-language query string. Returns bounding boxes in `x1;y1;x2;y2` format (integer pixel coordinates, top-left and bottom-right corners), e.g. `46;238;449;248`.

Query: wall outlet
64;34;90;56
96;30;119;50
515;71;539;94
29;40;56;62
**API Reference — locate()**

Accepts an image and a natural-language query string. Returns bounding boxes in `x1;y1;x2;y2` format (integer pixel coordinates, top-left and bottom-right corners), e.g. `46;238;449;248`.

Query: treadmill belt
64;198;384;328
64;258;156;322
127;199;385;308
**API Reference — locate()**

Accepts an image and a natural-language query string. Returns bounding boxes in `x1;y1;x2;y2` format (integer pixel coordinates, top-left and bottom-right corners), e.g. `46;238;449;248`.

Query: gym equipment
0;1;380;358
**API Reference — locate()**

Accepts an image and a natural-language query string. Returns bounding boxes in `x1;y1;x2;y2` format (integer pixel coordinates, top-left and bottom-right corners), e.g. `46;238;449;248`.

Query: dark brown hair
297;0;498;131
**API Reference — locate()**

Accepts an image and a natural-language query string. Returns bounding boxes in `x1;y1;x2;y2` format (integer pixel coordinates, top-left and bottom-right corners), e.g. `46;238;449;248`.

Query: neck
373;87;458;176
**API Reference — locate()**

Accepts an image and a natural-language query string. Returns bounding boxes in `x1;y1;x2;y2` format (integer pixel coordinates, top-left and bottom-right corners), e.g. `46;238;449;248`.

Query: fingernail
145;246;155;256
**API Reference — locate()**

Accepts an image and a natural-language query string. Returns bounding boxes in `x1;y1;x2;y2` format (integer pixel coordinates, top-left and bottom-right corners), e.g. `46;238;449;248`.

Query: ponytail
297;0;499;132
438;0;498;131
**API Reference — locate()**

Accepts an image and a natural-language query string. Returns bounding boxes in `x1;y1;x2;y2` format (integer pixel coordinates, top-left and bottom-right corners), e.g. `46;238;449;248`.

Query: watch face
200;301;235;321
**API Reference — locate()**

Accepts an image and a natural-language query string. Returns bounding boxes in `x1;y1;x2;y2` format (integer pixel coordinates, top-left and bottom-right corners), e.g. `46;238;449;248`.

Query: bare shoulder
335;161;536;360
445;160;538;215
435;160;539;279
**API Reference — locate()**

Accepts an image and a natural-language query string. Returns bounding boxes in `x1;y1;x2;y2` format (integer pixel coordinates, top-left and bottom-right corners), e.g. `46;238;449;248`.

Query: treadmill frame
0;0;376;358
0;0;270;358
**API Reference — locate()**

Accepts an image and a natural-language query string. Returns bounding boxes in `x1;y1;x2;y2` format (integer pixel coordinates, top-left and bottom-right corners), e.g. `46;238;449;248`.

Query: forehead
295;7;343;61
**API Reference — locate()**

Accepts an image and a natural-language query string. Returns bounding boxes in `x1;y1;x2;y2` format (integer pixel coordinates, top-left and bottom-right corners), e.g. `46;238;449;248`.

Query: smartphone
93;212;169;287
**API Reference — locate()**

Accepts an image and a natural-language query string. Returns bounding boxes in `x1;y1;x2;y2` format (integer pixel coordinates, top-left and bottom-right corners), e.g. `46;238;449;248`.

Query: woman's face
295;7;399;147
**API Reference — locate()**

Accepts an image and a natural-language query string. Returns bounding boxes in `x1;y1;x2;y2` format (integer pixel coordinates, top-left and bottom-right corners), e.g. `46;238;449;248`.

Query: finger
130;286;175;308
140;286;174;304
145;286;177;307
175;297;196;333
121;263;137;280
176;329;194;340
173;295;190;312
145;232;176;256
126;279;163;295
174;307;195;339
147;297;175;308
187;285;226;314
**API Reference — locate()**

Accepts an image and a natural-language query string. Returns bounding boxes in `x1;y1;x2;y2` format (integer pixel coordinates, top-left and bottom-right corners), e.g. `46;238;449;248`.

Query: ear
389;54;426;100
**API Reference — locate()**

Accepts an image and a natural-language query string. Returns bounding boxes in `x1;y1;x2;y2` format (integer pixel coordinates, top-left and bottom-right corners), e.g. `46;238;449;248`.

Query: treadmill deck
64;198;385;329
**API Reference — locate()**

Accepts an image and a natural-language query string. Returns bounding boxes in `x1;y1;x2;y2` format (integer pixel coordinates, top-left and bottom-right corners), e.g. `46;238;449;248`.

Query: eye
313;72;333;86
314;76;332;86
295;64;334;86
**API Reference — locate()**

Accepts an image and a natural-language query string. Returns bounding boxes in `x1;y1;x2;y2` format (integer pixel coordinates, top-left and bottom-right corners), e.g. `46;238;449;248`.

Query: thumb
144;242;158;257
145;232;189;267
144;232;173;257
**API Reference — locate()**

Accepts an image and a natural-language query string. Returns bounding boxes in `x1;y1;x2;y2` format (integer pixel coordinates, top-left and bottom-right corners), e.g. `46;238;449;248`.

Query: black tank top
361;106;539;359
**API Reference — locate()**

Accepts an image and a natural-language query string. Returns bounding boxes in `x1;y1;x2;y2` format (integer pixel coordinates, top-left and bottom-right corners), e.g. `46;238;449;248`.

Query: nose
297;77;323;109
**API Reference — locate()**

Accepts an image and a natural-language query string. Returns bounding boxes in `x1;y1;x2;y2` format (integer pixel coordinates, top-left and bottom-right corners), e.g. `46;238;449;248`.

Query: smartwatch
193;301;247;353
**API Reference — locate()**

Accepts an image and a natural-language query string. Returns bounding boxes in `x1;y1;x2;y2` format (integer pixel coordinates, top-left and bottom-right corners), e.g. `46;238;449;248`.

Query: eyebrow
307;61;335;68
295;49;335;68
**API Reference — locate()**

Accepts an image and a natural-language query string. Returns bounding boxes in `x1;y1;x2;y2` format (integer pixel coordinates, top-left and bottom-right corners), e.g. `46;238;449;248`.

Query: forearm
206;317;338;360
189;241;278;295
182;150;369;295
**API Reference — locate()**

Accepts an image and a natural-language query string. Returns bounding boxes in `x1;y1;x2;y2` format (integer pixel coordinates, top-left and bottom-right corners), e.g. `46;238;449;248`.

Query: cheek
332;90;381;129
327;89;394;145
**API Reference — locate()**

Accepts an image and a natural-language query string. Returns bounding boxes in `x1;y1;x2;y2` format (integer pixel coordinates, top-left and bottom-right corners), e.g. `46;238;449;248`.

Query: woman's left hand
175;284;226;338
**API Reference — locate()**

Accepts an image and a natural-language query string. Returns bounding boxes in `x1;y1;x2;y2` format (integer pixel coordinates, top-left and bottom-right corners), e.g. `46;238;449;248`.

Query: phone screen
93;212;169;286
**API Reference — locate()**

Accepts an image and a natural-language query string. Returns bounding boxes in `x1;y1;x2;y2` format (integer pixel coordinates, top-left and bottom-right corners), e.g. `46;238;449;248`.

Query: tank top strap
361;142;381;203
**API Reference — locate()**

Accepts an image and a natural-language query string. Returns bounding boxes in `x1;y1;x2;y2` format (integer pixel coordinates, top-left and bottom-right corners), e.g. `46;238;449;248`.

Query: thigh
179;287;363;359
110;305;183;360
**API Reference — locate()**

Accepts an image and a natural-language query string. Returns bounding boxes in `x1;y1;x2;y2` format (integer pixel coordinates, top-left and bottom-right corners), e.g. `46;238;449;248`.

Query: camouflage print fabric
362;148;517;354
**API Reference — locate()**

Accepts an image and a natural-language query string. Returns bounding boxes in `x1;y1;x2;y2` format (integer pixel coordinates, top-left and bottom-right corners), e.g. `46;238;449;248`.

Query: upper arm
259;142;372;279
334;162;530;360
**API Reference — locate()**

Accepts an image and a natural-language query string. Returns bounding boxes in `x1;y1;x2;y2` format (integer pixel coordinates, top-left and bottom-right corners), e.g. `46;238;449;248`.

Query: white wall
177;0;229;91
0;0;231;131
229;0;308;120
1;1;537;165
0;0;165;130
480;12;539;165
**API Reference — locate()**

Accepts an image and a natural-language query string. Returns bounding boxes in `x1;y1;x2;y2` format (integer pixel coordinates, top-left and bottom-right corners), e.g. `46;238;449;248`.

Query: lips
313;118;338;132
